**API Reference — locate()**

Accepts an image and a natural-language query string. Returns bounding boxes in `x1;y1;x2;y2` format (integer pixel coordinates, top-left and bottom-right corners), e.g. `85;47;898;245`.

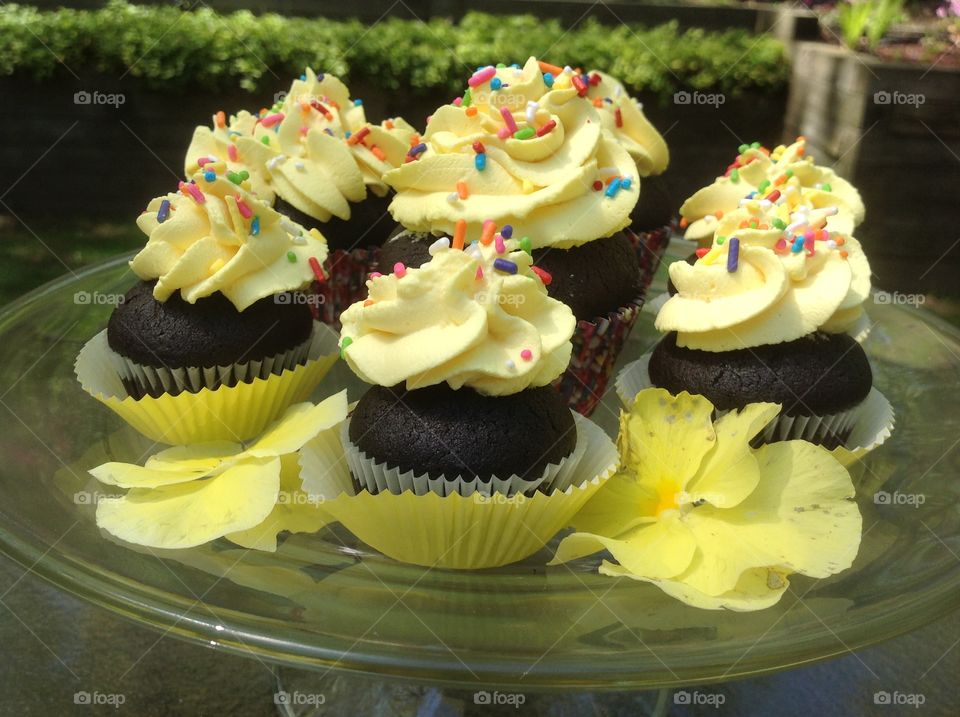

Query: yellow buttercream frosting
185;111;274;202
657;201;871;351
186;70;416;225
383;57;638;249
339;236;576;395
680;139;864;243
131;169;328;311
584;70;669;177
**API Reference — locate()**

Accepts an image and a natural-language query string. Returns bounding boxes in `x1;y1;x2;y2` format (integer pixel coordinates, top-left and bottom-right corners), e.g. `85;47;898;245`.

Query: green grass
0;219;140;305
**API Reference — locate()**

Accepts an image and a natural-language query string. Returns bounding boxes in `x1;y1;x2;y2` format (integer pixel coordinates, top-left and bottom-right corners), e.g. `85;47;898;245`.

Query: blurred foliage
0;1;789;99
836;0;906;50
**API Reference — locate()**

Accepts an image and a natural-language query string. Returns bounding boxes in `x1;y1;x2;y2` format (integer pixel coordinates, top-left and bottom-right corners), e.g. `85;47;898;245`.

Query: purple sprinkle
493;258;518;274
408;142;427;157
157;199;171;223
727;237;740;272
500;225;513;239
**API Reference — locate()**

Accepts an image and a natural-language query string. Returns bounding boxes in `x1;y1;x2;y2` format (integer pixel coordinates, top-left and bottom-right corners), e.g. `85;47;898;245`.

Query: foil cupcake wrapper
109;333;314;399
298;416;619;569
312;246;381;329
625;223;673;293
615;352;894;465
75;322;339;445
339;410;591;498
554;298;645;418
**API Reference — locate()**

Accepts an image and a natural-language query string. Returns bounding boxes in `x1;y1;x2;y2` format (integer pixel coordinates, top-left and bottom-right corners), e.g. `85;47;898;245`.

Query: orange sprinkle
774;174;787;186
538;60;564;75
796;145;805;157
453;219;467;249
215;111;226;128
739;220;750;229
796;135;806;142
839;250;849;258
480;220;496;245
835;237;846;246
593;97;603;108
410;133;420;147
679;217;689;229
370;145;386;161
384;119;394;129
714;210;724;219
364;299;375;307
456;181;469;200
759;147;770;156
465;106;478;117
758;223;769;230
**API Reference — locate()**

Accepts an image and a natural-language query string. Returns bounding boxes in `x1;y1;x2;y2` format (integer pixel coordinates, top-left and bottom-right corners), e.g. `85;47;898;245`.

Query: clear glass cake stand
0;250;958;716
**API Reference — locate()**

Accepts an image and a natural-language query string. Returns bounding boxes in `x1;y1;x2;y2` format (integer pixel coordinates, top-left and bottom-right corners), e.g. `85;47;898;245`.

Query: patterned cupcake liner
625;222;673;293
311;246;382;329
615;352;894;466
554;298;645;418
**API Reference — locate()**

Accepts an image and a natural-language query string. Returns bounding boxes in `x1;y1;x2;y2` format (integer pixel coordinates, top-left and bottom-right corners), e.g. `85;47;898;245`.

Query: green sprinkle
239;170;250;180
757;179;771;192
772;218;787;230
286;250;297;262
261;135;270;145
738;144;749;154
462;88;472;107
227;171;242;185
785;169;794;178
750;141;761;149
339;336;353;359
496;63;506;68
716;235;726;245
514;127;536;140
821;182;832;192
730;169;740;183
519;236;532;254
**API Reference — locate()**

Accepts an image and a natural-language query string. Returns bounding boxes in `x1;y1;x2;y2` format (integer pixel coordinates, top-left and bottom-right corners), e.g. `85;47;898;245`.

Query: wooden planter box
785;42;960;295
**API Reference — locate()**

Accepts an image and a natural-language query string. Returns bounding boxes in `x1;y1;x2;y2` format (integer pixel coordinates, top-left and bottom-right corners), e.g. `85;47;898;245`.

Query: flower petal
622;389;716;491
685;402;781;508
601;562;791;611
244;390;348;458
569;471;659;535
676;441;860;596
553;517;697;580
90;462;208;489
226;454;330;552
96;457;281;549
145;441;242;474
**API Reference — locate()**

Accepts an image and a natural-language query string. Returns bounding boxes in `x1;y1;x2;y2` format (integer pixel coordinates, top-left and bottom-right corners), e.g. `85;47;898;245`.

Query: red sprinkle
531;266;552;285
520;349;533;361
348;126;370;145
235;196;252;219
695;247;710;258
571;75;589;97
589;72;602;86
536;120;557;137
308;256;325;282
615;107;623;128
472;141;486;154
215;111;226;128
310;100;332;119
227;144;238;162
766;189;781;202
592;180;603;191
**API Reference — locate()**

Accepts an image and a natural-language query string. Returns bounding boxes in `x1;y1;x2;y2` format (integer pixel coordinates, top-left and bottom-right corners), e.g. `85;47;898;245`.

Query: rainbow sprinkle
493;258;518;274
727;237;740;272
157;199;171;223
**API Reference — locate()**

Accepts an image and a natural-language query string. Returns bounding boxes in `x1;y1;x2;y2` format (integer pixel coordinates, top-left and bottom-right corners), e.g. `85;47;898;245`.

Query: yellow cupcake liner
615;354;894;467
75;322;339;445
298;415;619;569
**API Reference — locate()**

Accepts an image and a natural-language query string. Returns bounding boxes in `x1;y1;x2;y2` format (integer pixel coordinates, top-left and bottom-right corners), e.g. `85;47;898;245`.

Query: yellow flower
552;388;862;610
90;391;347;550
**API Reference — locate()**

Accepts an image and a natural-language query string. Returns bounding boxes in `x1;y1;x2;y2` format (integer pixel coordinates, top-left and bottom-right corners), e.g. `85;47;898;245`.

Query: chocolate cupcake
338;235;588;496
186;69;418;326
618;198;887;451
380;57;646;416
75;168;339;444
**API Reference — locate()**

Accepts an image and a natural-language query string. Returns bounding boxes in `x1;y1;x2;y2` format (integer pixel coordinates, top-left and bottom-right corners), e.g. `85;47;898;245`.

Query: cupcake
75;168;339;444
296;236;619;568
679;137;865;248
185;69;417;326
379;57;644;416
617;199;892;453
583;69;672;290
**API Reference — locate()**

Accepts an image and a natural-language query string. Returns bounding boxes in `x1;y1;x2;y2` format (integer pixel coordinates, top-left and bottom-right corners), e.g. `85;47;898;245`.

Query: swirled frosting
131;168;328;311
584;70;668;177
185;110;275;203
680;139;865;243
188;70;415;224
339;234;576;395
383;57;638;249
656;201;871;351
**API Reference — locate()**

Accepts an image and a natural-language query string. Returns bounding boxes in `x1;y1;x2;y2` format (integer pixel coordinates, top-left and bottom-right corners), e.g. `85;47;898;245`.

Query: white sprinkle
207;154;219;162
428;237;450;255
505;359;516;370
563;65;573;75
598;166;619;175
292;235;308;245
786;220;807;234
281;220;300;235
704;214;717;223
295;161;306;171
447;192;459;203
827;239;837;250
526;101;538;124
266;153;287;171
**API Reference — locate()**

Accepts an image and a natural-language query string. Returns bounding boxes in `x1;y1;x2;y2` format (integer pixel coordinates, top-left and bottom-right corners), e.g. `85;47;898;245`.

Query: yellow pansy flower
552;388;862;610
90;391;347;550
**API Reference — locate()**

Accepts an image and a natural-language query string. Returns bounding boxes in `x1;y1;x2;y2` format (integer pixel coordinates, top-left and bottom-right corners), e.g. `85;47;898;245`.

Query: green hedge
0;1;789;100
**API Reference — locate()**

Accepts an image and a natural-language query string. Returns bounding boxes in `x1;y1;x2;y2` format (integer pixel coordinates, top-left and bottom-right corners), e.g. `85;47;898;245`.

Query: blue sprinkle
493;258;518;274
251;216;260;236
621;178;633;190
344;130;351;139
203;170;216;182
354;98;363;106
317;73;324;81
491;78;502;90
501;225;513;239
727;237;740;272
605;178;623;198
300;73;306;81
746;191;757;199
604;97;613;103
324;128;334;136
510;63;520;69
791;236;805;253
475;152;486;171
157;199;171;224
409;142;427;157
543;73;554;87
